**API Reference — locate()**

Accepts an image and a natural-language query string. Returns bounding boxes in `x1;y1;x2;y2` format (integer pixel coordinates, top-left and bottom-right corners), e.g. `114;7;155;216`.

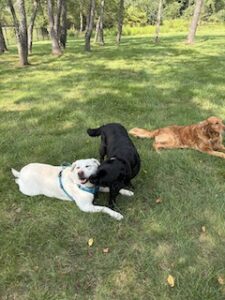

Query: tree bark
54;0;62;40
116;0;124;44
85;0;95;51
94;16;100;42
28;0;39;54
17;0;29;64
60;0;67;48
154;0;163;43
79;1;84;32
94;0;104;45
8;0;29;66
80;11;84;32
186;0;204;44
47;0;62;55
0;21;8;53
85;11;89;31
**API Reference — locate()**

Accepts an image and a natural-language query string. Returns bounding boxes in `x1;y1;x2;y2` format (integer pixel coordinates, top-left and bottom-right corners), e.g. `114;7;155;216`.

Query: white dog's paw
119;189;134;197
125;190;134;197
114;212;124;220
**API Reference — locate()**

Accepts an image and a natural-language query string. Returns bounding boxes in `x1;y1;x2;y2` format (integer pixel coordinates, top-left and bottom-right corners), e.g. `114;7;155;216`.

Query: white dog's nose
78;170;85;178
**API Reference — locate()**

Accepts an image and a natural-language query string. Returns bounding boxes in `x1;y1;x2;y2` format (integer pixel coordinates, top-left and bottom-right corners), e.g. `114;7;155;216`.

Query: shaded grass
1;30;225;299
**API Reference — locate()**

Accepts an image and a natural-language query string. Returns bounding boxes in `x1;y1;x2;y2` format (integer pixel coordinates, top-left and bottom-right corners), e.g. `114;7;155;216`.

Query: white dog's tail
11;168;20;178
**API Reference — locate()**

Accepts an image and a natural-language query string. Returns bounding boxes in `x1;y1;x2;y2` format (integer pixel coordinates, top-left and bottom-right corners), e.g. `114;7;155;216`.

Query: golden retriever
129;116;225;158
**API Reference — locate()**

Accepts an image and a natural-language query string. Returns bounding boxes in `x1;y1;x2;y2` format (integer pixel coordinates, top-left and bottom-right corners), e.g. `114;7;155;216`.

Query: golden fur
129;117;225;158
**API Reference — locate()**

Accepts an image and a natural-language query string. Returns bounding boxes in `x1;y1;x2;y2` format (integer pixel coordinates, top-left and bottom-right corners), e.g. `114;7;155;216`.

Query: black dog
87;123;140;208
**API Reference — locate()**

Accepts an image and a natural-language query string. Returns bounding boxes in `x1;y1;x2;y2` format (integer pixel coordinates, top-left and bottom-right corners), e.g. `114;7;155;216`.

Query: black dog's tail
87;126;102;137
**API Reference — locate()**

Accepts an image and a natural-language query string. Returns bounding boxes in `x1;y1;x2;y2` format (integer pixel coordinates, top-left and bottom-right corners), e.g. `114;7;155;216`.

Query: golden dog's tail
129;128;159;139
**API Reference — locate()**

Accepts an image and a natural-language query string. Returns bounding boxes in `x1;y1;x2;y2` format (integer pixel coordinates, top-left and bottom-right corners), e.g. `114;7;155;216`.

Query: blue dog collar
58;170;75;202
77;185;99;195
58;169;99;201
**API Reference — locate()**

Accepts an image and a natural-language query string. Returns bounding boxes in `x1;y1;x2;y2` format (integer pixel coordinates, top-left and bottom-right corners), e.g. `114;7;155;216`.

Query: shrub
164;2;181;19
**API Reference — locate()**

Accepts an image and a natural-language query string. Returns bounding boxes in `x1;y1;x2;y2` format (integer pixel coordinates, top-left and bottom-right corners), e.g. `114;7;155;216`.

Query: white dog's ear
71;161;77;171
92;158;100;166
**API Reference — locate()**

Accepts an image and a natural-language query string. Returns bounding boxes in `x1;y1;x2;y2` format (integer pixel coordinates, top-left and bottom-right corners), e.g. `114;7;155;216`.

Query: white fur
11;159;133;220
99;186;134;197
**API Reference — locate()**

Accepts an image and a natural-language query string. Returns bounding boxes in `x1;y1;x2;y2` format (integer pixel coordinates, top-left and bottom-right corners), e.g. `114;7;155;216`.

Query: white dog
11;159;134;220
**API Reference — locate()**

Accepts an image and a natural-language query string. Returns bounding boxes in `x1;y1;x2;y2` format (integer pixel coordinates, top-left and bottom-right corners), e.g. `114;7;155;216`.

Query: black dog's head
89;159;126;187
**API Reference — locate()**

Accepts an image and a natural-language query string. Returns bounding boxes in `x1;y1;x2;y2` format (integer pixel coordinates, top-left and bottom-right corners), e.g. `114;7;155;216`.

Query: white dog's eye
85;165;90;168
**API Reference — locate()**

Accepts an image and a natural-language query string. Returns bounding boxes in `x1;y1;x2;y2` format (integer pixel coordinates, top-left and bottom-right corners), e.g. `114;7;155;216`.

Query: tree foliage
1;0;224;30
1;0;224;61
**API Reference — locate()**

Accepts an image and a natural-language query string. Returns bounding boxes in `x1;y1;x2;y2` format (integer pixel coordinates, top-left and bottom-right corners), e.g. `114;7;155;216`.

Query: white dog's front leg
77;202;123;220
99;187;134;197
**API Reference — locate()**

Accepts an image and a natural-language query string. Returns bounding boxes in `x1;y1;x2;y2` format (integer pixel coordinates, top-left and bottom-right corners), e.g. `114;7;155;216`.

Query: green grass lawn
1;29;225;299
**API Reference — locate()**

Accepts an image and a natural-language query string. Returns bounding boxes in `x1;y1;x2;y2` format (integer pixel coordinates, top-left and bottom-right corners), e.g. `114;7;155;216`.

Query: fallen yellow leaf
103;248;109;254
201;226;206;233
156;198;162;204
88;238;94;247
167;274;175;287
218;276;225;285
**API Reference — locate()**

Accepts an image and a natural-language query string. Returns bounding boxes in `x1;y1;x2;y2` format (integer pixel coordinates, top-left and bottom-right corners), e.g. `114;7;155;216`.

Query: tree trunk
60;0;67;48
94;16;100;42
54;0;62;40
0;22;8;53
186;0;204;44
154;0;163;43
18;0;29;64
94;0;104;45
85;12;89;31
85;0;95;51
80;11;84;32
47;0;62;55
28;0;39;54
8;0;29;66
79;1;84;32
116;0;124;44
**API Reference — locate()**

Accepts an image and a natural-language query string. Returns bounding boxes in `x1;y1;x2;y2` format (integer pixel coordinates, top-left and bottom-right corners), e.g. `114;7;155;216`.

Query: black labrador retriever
87;123;141;208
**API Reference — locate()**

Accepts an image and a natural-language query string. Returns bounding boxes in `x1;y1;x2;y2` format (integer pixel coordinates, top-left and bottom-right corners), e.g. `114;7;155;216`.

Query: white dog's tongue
80;178;88;184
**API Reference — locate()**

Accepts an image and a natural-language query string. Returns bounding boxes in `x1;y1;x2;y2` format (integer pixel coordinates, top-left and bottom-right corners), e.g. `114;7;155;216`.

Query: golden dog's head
206;116;225;134
200;116;225;137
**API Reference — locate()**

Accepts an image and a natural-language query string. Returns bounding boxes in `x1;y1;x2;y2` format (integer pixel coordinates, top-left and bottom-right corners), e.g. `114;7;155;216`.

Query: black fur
87;123;141;208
